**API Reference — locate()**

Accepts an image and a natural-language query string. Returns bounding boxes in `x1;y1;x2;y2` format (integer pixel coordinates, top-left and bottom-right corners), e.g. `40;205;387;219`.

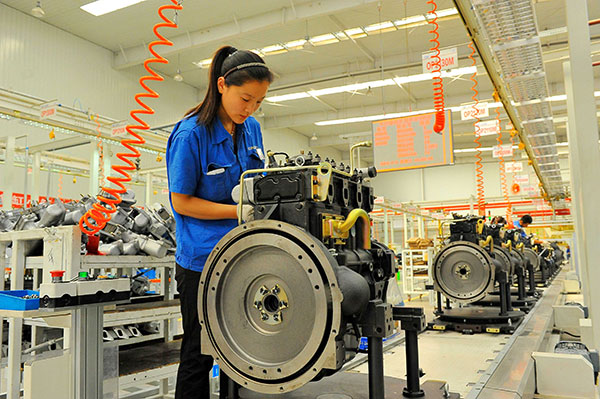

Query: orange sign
372;110;453;172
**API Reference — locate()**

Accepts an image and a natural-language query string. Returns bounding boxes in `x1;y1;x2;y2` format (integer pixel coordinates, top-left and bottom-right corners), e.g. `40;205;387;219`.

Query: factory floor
350;293;516;398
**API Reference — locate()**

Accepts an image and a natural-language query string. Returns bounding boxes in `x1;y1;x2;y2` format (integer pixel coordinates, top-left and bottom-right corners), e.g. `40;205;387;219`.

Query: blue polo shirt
166;116;265;272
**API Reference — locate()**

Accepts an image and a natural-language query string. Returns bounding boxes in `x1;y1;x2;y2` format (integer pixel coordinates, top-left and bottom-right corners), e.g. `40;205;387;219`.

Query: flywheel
433;241;495;303
198;220;343;394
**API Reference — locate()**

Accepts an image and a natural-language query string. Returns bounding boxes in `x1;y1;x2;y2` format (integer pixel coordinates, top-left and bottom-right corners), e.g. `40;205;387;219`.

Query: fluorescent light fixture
344;27;367;38
261;44;287;55
81;0;147;16
436;8;459;18
394;15;427;27
364;21;396;33
285;39;307;49
310;33;338;46
266;92;311;102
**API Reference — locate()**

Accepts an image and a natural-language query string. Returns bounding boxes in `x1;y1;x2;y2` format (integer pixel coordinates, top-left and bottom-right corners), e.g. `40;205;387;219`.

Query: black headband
222;62;269;79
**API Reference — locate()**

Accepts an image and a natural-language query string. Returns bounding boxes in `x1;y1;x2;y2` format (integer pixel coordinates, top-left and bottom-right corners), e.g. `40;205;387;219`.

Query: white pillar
383;209;389;246
564;0;600;349
31;152;41;202
89;145;99;196
145;173;152;206
5;137;16;208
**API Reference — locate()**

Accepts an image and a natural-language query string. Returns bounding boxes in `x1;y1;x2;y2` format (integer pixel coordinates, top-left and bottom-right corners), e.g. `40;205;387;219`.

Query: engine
432;216;513;303
197;153;397;394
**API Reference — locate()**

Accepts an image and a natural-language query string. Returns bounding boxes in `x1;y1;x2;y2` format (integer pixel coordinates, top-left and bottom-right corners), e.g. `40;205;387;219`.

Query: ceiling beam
28;137;90;153
113;0;381;70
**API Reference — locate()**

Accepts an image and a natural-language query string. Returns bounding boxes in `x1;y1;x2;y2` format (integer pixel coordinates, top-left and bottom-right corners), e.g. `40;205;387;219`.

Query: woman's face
218;77;270;125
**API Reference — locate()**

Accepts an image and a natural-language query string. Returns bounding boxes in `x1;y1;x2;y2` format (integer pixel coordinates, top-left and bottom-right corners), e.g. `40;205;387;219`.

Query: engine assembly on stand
428;216;526;334
198;151;457;399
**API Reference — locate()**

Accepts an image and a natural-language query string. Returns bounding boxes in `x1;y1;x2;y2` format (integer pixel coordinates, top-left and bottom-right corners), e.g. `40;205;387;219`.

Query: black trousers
175;264;214;399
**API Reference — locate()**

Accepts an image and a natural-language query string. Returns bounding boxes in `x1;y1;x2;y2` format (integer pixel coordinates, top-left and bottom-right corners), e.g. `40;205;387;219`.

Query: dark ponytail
185;46;274;128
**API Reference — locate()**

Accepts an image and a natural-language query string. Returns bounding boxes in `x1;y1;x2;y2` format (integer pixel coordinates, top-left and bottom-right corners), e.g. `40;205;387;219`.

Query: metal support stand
436;291;444;315
393;307;426;398
527;262;536;294
219;372;240;399
367;336;385;399
73;304;104;399
516;267;526;301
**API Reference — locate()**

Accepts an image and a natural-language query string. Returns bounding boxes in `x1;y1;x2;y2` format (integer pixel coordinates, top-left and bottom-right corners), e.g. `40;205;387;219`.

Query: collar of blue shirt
212;118;245;145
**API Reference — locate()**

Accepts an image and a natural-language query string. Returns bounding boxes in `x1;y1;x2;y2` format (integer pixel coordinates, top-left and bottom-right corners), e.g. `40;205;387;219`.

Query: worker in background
166;45;273;399
513;214;533;239
491;216;506;225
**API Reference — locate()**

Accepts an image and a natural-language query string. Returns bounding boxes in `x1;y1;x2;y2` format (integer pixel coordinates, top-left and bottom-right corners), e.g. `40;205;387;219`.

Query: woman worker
166;45;273;399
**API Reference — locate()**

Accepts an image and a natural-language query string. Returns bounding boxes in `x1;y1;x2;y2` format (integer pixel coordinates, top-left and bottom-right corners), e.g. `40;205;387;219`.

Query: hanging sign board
372;110;454;172
505;161;523;173
374;196;385;204
476;120;500;137
111;121;128;137
40;100;58;120
422;47;458;74
492;144;513;158
461;102;489;120
420;209;430;216
514;174;529;184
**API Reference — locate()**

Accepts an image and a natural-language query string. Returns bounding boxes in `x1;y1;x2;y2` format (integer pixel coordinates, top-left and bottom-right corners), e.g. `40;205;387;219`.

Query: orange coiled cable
79;0;182;235
494;100;511;221
427;0;445;133
468;41;485;215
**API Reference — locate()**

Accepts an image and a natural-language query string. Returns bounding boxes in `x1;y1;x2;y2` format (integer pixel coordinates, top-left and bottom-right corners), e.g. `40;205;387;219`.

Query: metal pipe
336;209;371;249
479;235;494;252
349;141;371;172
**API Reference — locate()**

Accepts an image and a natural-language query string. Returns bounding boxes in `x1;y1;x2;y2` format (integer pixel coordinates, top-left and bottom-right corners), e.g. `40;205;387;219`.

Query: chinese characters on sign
372;110;454;172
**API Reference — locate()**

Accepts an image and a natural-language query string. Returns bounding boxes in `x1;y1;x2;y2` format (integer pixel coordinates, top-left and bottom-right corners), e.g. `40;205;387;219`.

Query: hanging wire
427;0;445;133
468;41;485;215
79;0;183;235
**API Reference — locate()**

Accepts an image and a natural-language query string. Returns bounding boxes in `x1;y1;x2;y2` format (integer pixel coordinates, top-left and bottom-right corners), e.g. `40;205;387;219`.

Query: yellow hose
336;209;371;249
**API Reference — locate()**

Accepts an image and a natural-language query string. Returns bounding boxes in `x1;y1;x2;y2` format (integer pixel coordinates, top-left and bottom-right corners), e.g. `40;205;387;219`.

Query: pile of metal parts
103;322;160;342
428;215;564;334
198;151;427;397
0;190;176;258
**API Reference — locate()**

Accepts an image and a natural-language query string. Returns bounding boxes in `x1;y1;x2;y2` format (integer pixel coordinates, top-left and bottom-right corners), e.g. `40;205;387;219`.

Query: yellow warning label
486;327;500;334
433;325;446;331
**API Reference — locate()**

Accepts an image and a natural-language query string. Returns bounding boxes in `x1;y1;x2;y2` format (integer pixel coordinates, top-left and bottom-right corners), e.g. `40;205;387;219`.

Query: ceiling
2;0;599;189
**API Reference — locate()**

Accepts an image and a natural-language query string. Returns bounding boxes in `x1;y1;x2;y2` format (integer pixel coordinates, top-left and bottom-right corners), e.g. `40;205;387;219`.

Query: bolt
272;285;280;294
261;312;269;321
254;301;263;310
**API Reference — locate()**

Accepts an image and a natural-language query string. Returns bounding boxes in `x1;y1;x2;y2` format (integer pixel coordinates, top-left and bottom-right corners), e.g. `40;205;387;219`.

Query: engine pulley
432;241;495;303
198;220;344;394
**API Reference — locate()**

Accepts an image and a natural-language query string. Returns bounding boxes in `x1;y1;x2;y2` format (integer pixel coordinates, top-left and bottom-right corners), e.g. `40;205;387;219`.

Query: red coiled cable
427;0;445;133
468;41;485;215
495;102;511;221
79;1;182;235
